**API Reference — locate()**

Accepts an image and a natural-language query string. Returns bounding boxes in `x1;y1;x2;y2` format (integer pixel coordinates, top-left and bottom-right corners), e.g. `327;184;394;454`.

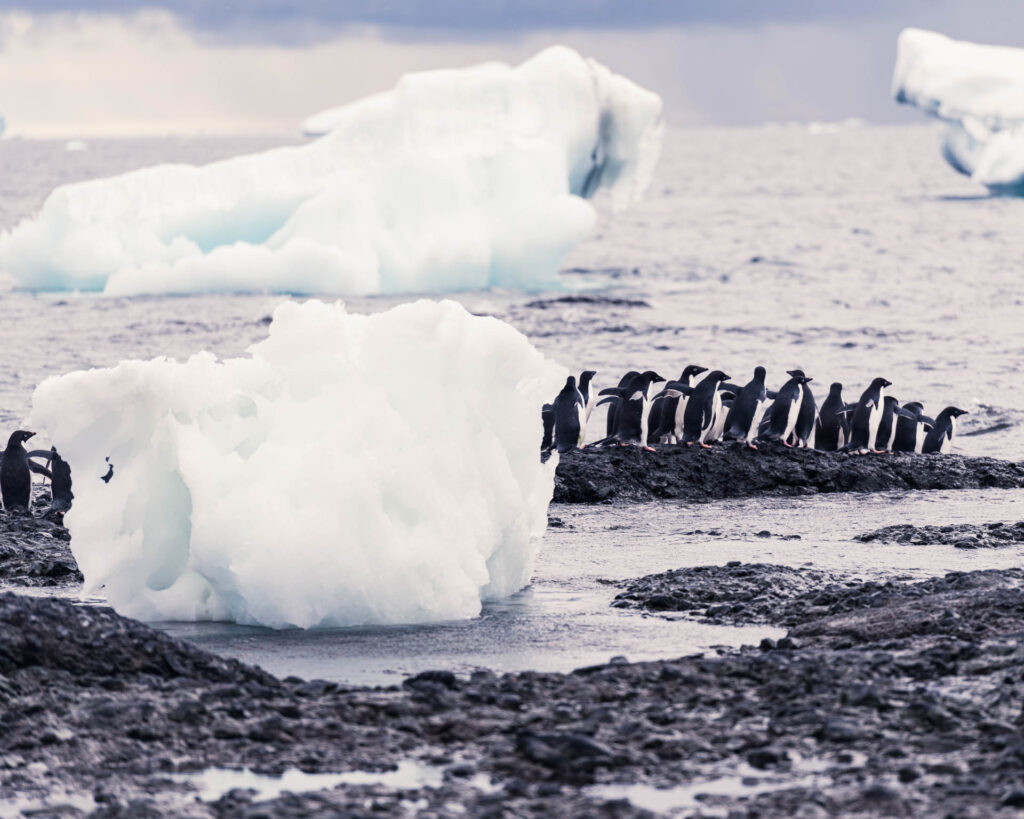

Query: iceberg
893;28;1024;193
29;299;564;628
0;46;662;295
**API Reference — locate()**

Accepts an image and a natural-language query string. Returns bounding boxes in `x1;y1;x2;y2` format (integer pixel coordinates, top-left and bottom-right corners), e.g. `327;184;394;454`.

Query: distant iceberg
31;299;563;628
893;28;1024;193
0;46;662;295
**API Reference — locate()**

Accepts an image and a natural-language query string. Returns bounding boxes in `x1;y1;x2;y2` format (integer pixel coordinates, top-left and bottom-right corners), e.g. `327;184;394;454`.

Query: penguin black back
848;377;891;452
49;447;73;514
1;431;49;512
893;401;925;453
553;376;584;454
815;383;849;452
723;366;767;446
923;407;968;454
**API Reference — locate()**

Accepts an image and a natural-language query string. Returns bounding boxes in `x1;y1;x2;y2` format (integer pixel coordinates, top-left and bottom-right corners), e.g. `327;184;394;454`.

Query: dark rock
856;522;1024;549
553;445;1024;504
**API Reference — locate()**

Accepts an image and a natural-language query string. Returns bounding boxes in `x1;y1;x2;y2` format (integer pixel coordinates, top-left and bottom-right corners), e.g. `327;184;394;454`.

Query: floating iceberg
30;299;563;628
893;28;1024;193
0;46;662;295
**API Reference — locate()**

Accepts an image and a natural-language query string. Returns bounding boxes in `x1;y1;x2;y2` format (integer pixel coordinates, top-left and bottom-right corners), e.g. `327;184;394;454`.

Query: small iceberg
0;46;662;295
30;299;564;628
893;28;1024;193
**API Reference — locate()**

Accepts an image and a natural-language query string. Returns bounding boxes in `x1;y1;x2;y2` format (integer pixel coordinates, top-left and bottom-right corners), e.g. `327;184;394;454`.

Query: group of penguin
0;430;73;517
541;366;968;457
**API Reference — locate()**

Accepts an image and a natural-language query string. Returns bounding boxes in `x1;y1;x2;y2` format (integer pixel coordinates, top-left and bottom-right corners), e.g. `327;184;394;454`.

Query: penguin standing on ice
762;373;809;446
815;383;850;452
787;369;816;448
553;376;586;454
1;431;51;511
723;366;769;449
847;377;892;453
596;371;666;448
893;402;932;453
923;407;968;454
681;370;731;447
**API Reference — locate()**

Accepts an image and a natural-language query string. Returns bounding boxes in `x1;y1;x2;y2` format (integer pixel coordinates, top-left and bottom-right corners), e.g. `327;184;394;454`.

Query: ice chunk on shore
893;28;1024;192
0;46;662;295
30;299;563;628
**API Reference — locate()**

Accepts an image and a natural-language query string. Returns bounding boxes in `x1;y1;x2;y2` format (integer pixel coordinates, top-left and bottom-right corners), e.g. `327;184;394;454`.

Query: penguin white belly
884;422;896;452
783;388;802;440
708;392;727;441
866;392;885;450
915;422;926;453
640;396;651;445
577;403;587;447
807;421;817;450
837;424;847;450
747;398;768;443
940;417;957;454
701;391;723;443
673;396;689;441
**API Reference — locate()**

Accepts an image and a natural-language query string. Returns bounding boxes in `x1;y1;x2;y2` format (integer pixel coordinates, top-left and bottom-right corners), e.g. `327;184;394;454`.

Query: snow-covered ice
29;299;563;628
893;28;1024;192
0;46;662;295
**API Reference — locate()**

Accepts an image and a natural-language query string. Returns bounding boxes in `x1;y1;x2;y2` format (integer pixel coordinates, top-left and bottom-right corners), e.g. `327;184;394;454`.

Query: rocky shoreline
0;563;1023;816
553;443;1024;503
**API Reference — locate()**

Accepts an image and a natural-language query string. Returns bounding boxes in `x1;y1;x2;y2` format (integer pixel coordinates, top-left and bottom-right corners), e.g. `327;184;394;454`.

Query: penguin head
680;365;707;381
903;401;924;413
869;377;892;389
753;366;766;380
579;370;597;385
564;375;577;389
948;407;968;418
786;369;806;378
829;382;843;394
707;370;730;383
7;430;34;447
640;370;666;384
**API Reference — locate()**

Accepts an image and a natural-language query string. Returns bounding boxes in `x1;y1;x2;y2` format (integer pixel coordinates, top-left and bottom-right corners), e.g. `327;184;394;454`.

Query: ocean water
1;125;1022;683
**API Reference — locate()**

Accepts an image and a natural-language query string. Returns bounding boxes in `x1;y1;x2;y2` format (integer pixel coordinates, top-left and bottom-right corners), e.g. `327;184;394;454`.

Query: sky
0;1;1023;136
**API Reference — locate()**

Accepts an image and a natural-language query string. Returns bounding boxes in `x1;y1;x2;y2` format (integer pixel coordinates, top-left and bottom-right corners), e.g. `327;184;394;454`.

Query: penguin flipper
765;390;778;400
596;397;619;408
27;450;51;459
29;461;52;479
598;387;626;397
719;383;742;394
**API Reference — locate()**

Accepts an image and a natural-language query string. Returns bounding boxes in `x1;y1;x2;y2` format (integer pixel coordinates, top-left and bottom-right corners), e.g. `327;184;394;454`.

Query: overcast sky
0;1;1022;136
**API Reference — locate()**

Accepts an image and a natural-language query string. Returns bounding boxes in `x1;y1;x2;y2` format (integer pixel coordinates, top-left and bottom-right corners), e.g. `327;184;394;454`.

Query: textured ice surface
893;28;1024;192
29;299;563;628
0;46;662;296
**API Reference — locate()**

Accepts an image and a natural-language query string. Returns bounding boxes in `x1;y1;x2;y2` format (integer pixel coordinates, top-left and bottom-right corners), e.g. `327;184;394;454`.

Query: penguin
595;371;666;449
847;377;892;454
578;371;598;421
101;457;114;483
1;431;51;511
605;371;639;436
922;407;968;454
553;376;586;454
762;373;809;446
723;366;769;449
48;447;73;516
681;370;731;447
815;383;850;452
541;403;556;453
874;396;900;453
787;369;816;448
892;402;933;453
664;365;709;444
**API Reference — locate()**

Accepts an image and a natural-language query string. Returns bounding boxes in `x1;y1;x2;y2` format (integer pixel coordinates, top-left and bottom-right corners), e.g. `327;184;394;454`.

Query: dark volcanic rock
553;442;1024;503
855;520;1024;549
0;487;80;587
7;569;1024;816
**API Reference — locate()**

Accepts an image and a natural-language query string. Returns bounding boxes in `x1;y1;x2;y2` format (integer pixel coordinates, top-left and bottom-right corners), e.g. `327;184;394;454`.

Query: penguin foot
643;446;657;452
747;442;758;450
700;443;713;449
783;441;795;448
871;449;885;454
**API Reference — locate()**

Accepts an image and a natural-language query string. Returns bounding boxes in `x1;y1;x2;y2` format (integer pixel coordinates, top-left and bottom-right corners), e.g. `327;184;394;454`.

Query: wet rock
0;487;80;587
553;444;1024;503
855;521;1024;549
